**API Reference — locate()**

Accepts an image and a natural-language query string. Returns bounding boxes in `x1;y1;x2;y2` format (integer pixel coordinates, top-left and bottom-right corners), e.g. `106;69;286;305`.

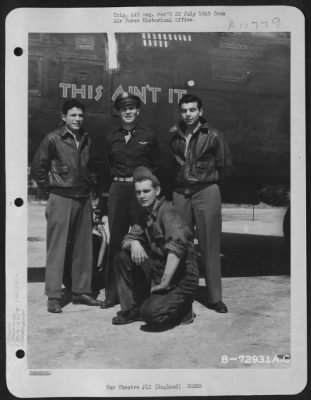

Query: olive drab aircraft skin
28;32;290;204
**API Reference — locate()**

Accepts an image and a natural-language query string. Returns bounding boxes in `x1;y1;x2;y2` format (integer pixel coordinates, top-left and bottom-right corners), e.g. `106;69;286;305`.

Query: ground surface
27;203;290;369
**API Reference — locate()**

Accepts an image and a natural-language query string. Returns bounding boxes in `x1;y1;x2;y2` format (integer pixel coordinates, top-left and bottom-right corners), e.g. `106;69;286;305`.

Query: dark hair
178;94;203;110
62;99;85;115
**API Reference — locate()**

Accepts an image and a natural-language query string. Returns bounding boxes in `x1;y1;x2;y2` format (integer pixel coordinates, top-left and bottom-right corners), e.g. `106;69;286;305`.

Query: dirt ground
27;203;290;369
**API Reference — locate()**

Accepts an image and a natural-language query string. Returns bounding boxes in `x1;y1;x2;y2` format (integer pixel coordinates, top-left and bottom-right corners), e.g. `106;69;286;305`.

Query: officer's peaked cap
114;92;141;110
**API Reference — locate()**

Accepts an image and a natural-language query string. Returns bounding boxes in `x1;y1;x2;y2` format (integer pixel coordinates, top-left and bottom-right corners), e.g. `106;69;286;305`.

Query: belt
175;182;217;196
113;176;134;182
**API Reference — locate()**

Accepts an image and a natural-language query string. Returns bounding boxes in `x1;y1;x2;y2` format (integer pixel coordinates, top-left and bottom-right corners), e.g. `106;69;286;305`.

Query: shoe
47;298;62;313
60;288;72;307
208;301;228;313
72;294;104;306
100;299;117;309
92;290;100;299
112;308;143;325
181;308;196;325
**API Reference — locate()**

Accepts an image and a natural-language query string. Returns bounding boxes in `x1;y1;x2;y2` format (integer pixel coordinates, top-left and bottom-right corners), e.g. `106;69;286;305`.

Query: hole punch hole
14;198;24;207
16;349;25;359
14;47;23;56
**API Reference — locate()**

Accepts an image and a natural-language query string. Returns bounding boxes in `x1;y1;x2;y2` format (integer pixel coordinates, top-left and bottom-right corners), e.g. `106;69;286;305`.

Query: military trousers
114;250;193;326
173;184;222;304
45;193;93;299
105;182;145;304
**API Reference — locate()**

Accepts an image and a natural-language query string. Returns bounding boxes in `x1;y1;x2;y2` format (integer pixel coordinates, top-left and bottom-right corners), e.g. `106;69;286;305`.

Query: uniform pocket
50;163;71;185
52;165;69;174
195;161;209;169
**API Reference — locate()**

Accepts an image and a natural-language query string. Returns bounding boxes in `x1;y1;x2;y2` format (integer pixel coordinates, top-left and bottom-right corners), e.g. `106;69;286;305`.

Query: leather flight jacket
169;119;226;189
31;125;96;198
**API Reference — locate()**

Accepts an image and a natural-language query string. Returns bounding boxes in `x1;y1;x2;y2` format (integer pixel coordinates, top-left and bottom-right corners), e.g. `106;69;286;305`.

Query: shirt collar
60;124;87;138
181;121;201;137
121;127;136;137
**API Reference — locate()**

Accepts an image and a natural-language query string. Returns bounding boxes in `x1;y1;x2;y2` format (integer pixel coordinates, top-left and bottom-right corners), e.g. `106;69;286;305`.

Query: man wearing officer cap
101;92;160;308
111;166;199;329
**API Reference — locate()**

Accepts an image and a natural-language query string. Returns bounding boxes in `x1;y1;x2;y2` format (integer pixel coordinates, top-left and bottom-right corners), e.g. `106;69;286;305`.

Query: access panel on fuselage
112;33;190;169
28;33;110;161
170;33;290;184
59;58;107;114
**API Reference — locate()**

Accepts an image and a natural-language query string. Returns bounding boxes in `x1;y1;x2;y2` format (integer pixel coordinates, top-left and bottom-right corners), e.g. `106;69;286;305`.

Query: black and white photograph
5;6;307;397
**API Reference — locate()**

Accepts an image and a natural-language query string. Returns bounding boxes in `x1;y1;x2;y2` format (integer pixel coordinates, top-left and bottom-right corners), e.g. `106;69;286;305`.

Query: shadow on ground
28;232;290;283
220;232;290;277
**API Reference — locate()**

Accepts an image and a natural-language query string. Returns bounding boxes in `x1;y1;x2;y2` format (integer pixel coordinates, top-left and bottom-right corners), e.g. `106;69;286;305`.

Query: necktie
123;129;133;144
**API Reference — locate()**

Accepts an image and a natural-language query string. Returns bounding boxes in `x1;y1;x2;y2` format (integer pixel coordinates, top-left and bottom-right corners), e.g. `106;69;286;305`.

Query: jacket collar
59;124;88;139
169;118;209;138
112;123;142;136
146;197;165;224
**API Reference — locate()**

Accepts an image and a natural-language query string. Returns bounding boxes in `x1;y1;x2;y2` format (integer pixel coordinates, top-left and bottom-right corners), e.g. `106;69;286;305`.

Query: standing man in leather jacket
31;99;103;313
169;94;229;313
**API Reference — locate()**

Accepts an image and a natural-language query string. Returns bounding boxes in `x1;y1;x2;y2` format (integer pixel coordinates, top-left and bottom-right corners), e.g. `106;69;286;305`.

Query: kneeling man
112;167;199;328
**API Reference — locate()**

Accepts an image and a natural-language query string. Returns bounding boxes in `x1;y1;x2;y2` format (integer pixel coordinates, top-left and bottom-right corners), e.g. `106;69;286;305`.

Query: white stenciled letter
146;85;161;103
71;84;86;99
95;85;104;101
112;84;125;101
59;83;72;98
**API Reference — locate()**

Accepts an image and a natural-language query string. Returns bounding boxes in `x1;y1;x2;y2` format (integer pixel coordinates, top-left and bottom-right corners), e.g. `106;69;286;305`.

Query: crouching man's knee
114;250;133;272
114;249;131;265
